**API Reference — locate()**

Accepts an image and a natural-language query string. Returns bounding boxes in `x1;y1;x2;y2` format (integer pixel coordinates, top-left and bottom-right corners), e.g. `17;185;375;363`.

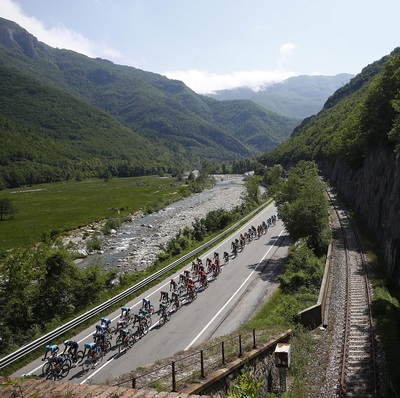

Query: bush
102;217;121;234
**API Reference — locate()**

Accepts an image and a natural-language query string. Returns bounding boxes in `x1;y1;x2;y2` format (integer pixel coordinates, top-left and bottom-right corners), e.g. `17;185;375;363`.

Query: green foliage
102;218;122;235
274;161;331;255
226;372;261;398
0;197;17;220
278;242;324;294
0;18;300;188
0;176;184;251
0;245;118;356
86;235;102;252
260;48;400;170
244;174;262;204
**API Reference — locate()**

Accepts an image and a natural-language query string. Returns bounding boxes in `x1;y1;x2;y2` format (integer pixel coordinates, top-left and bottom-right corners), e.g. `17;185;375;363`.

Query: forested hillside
259;47;400;287
0;17;300;188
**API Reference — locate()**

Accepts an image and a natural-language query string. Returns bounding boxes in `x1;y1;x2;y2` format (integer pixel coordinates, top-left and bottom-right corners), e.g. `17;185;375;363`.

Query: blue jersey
45;344;59;353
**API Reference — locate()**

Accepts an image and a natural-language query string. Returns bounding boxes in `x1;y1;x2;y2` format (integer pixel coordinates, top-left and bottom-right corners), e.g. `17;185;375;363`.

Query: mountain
0;17;300;188
259;47;400;286
207;74;354;119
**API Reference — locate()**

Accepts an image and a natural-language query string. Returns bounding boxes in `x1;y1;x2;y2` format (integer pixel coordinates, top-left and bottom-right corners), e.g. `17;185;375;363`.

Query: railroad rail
327;188;378;397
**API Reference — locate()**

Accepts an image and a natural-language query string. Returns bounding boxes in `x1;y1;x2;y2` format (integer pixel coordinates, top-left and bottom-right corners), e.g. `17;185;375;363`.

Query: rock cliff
327;144;400;284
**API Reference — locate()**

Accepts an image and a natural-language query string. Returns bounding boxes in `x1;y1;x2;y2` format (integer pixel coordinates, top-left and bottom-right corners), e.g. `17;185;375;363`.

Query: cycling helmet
64;340;68;345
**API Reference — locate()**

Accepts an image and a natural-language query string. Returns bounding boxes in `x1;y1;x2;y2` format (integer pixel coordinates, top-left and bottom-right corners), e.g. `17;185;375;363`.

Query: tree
275;161;331;255
0;198;16;220
244;174;262;204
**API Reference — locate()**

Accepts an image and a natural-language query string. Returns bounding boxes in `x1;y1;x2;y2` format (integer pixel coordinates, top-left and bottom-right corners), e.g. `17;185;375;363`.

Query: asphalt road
13;202;290;385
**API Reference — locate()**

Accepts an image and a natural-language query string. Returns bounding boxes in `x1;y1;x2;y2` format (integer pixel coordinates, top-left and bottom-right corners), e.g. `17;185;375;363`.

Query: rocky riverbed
65;175;246;274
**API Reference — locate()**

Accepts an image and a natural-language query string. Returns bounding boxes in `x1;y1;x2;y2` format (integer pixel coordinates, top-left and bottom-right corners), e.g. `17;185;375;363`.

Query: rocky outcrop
327;143;400;284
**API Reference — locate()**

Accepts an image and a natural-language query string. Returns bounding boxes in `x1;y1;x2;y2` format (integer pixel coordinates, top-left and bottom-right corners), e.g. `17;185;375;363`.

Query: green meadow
0;176;185;251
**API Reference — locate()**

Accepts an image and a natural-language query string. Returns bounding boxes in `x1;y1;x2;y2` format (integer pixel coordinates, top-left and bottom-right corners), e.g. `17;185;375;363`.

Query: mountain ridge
0;17;301;188
207;73;354;119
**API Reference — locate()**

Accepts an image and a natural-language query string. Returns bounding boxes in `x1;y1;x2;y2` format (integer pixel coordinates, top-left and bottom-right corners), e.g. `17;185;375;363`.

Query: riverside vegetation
0;171;265;374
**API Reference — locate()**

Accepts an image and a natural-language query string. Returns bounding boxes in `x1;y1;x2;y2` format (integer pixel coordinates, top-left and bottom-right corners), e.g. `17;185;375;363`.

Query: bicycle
59;350;84;368
117;329;135;354
171;293;182;312
139;308;153;327
141;299;155;314
132;321;149;340
158;306;171;326
81;343;103;371
95;337;112;355
186;287;197;303
45;361;70;381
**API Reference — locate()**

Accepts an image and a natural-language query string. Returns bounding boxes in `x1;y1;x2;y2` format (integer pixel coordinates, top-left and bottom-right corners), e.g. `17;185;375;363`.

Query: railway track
327;188;378;397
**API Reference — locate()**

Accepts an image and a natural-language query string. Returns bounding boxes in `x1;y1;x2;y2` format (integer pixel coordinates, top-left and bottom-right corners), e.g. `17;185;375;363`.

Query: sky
1;0;400;94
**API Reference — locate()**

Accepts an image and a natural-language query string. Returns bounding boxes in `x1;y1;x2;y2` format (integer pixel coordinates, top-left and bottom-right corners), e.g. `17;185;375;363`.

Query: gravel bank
70;175;246;273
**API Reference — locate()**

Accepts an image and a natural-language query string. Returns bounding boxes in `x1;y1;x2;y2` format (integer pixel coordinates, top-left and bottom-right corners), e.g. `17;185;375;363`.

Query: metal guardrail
0;202;269;370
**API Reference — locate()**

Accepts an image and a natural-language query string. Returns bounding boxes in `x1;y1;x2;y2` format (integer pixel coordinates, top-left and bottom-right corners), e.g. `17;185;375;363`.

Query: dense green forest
0;17;300;189
259;48;400;169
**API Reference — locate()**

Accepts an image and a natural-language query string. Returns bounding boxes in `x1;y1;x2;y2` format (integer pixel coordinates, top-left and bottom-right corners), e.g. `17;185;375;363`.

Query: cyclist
94;331;107;350
142;298;151;310
120;306;131;319
63;340;79;366
213;251;219;260
42;344;59;361
95;324;108;335
179;272;187;286
159;290;169;303
84;341;99;367
116;318;129;332
159;301;169;316
199;270;208;287
223;251;229;263
171;290;180;308
119;328;130;345
170;278;178;292
134;313;148;336
100;317;111;327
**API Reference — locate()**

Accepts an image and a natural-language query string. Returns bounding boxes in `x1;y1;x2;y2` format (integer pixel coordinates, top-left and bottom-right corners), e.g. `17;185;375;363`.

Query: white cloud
278;42;297;68
0;0;121;59
163;69;297;94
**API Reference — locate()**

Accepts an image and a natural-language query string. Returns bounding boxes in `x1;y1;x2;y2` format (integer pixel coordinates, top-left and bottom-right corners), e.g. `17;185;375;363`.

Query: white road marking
184;229;284;351
26;204;277;380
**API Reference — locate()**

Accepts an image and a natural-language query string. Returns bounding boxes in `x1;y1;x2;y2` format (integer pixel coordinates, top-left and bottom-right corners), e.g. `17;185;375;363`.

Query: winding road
13;203;289;386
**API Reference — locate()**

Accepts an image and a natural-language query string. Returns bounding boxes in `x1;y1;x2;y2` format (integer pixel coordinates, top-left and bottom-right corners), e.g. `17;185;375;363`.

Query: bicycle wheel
159;315;165;327
46;369;57;381
60;363;70;378
59;355;72;368
42;362;52;375
82;357;92;372
74;350;84;365
118;341;126;355
165;312;171;322
145;316;152;328
103;340;112;353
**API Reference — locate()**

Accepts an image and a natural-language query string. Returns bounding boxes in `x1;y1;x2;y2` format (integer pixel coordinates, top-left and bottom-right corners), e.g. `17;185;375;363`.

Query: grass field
0;176;185;251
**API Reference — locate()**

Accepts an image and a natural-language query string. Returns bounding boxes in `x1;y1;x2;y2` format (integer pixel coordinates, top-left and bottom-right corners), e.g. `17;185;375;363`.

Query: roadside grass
2;199;269;377
0;176;185;251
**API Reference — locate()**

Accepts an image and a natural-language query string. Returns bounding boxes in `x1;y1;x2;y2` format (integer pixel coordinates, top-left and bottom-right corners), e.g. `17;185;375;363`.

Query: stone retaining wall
180;330;291;397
